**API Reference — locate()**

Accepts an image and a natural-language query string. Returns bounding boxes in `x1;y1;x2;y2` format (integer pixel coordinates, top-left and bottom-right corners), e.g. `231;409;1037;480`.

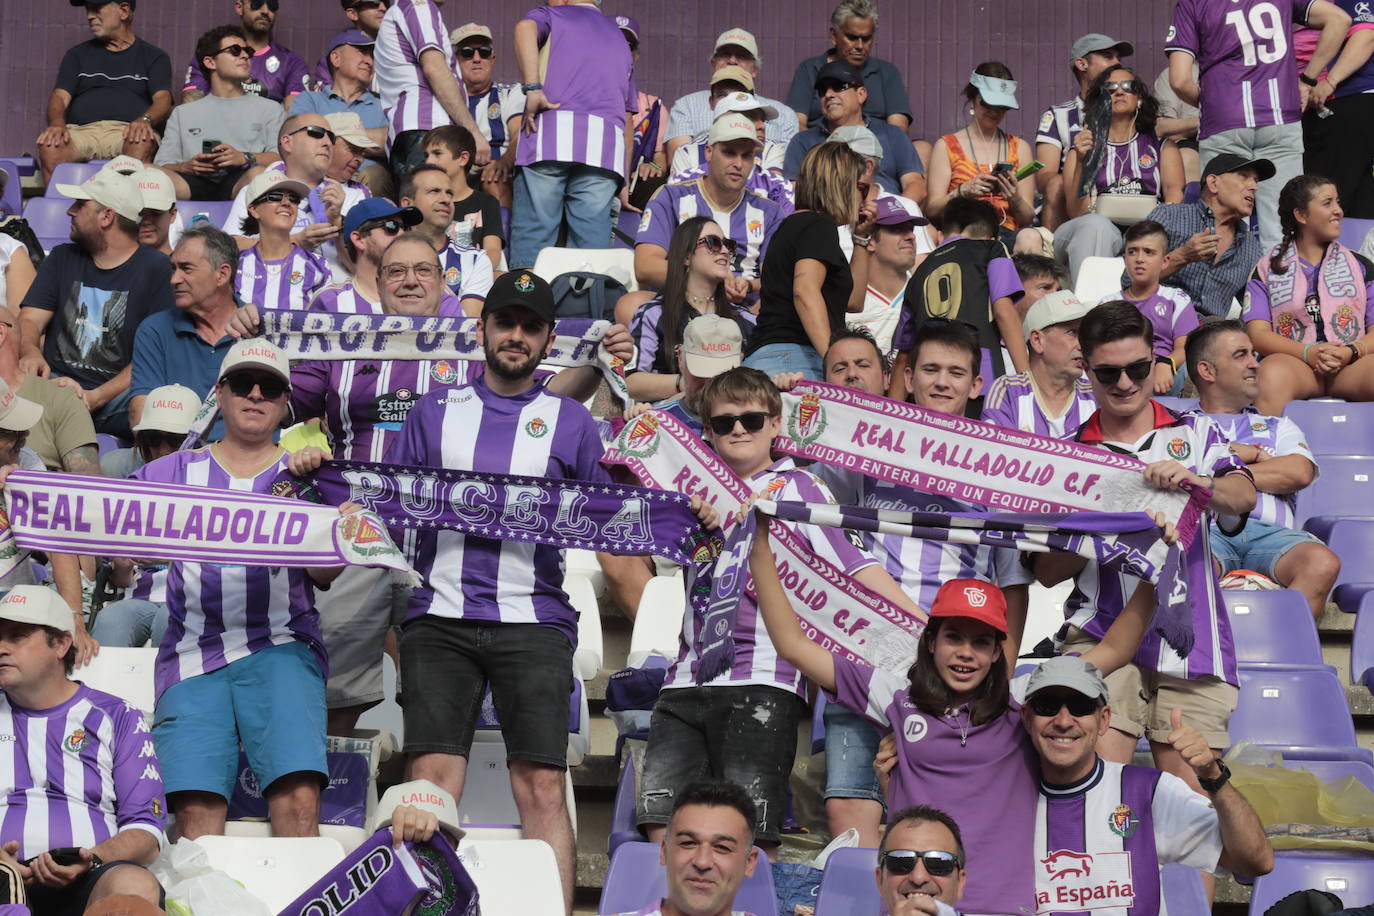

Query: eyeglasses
361;218;406;236
254;190;301;206
1089;358;1153;385
290;125;338;144
221;373;288;400
458;46;494;60
382;262;439;282
696;235;739;256
1027;693;1102;718
707;411;770;435
217;43;253;58
881;850;962;877
1102;79;1144;95
248;0;279;10
817;80;860;95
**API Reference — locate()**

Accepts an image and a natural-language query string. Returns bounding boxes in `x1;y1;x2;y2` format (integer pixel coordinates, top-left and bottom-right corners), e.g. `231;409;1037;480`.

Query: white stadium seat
532;247;637;291
459;838;565;915
569;572;605;679
628;573;685;668
1074;256;1126;304
194;835;345;912
76;646;157;715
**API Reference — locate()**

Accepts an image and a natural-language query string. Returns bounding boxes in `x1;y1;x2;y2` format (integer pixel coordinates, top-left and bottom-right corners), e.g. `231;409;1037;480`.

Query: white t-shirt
0;234;26;306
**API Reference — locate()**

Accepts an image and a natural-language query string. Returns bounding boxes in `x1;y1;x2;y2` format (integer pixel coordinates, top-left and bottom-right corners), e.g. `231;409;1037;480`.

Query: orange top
943;131;1022;231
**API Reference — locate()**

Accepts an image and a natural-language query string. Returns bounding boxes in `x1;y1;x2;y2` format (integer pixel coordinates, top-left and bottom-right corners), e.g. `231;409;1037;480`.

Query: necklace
945;706;971;747
685;293;715;309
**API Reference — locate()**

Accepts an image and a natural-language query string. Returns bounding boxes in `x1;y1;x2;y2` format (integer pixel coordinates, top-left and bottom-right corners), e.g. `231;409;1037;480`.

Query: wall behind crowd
1;0;1170;163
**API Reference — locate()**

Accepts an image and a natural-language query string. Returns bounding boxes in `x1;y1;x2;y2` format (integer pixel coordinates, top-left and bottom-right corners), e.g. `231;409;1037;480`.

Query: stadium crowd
0;0;1373;912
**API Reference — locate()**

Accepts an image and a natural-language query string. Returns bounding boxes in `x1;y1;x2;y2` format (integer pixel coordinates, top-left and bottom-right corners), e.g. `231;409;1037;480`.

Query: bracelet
647;161;663;173
1349;343;1361;363
1155;355;1176;373
852;234;872;247
1324;75;1339;91
1299;73;1319;87
138;114;153;123
521;82;544;92
1302;343;1313;365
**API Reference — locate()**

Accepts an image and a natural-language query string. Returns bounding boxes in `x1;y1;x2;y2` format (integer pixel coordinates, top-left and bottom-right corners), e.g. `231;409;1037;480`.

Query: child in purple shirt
1100;220;1199;395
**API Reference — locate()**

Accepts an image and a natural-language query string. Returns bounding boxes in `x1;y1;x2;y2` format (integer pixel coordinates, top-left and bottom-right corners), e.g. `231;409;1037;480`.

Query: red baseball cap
929;579;1007;634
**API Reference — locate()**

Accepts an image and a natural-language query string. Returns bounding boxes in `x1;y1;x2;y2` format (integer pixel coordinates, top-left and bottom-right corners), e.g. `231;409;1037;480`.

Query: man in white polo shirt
851;195;928;352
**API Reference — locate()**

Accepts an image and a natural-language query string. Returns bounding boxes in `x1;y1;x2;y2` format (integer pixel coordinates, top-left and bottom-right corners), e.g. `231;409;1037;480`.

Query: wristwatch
88;853;104;871
1198;760;1231;793
243;152;257;168
137;114;153;123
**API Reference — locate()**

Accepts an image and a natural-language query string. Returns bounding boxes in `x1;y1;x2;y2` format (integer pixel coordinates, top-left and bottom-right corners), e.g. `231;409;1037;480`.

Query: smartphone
991;161;1015;178
201;139;220;156
1015;159;1046;181
22;847;84;868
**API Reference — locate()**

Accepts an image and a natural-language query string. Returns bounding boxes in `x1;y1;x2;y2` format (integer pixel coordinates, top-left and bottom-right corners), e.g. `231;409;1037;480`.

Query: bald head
279;114;334;181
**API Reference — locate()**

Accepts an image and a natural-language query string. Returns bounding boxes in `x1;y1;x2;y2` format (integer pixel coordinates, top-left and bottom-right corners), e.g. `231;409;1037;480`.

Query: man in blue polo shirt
288;31;385;146
784;0;911;133
129;225;240;441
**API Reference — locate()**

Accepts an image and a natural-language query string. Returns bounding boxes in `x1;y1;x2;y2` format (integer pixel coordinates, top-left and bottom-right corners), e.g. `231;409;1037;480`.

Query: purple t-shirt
1101;287;1200;358
514;4;636;179
1166;0;1314;137
832;655;1038;914
182;40;311;102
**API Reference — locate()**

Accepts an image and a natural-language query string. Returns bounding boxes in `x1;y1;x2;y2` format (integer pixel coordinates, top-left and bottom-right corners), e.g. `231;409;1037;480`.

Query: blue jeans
742;343;825;380
91;598;168;648
823;702;883;803
1200;121;1304;252
510;161;619;269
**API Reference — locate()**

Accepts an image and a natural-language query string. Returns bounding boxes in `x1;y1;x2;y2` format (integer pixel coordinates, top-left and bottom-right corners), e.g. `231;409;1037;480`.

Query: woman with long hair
743;142;874;379
1054;64;1185;285
234;172;330;312
925;61;1037;249
626;216;754;402
1245;174;1374;413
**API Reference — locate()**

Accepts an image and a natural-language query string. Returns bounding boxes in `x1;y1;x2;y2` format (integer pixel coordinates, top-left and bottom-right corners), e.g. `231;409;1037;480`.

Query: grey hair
832;0;878;30
177;225;239;286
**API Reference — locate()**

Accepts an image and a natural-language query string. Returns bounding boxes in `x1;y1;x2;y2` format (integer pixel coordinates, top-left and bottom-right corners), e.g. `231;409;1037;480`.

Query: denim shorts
823;702;883;803
1211;518;1322;580
743;343;825;381
153;641;327;799
399;616;574;767
637;684;805;843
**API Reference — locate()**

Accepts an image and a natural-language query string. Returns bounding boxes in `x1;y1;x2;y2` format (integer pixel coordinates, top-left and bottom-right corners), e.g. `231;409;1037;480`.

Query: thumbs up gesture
1167;707;1223;782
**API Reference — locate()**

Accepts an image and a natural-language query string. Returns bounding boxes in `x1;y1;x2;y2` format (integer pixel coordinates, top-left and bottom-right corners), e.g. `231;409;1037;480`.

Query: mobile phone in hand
201;139;220;156
22;847;84;868
991;161;1015;178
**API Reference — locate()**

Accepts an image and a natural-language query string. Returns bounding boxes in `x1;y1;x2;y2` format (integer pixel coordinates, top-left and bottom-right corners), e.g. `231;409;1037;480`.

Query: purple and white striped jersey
1066;404;1247;682
1091;134;1165;198
127;565;168;604
0;684;166;860
636;180;785;282
439;241;493;303
382;375;611;642
611;906;755;916
134;448;326;699
514;4;636;180
628;297;756;376
1035;97;1085;153
1034;757;1222;915
1166;0;1313;138
374;0;456;143
236;245;331;312
982;372;1098;440
663;460;877;697
668;161;796;216
1198;407;1315;527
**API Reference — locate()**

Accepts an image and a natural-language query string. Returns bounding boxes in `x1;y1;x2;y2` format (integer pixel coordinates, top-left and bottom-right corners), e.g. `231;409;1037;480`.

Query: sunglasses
881;850;961;877
254;190;301;206
290;124;338;144
352;0;387;8
696;235;739;256
1102;79;1144;95
817;80;860;95
1089;358;1153;385
222;373;288;400
361;218;406;236
707;411;770;436
248;0;279;10
217;43;253;58
458;45;494;59
1027;693;1103;718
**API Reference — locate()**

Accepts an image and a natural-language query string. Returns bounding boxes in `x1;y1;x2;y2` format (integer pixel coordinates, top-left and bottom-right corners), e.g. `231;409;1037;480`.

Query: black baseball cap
481;270;557;325
815;60;864;90
1202;153;1277;182
72;0;134;6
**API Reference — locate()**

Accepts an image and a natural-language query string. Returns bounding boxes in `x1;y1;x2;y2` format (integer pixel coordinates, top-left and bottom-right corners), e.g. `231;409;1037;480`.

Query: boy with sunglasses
876;806;964;916
181;0;309;105
1021;656;1271;911
1031;302;1257;798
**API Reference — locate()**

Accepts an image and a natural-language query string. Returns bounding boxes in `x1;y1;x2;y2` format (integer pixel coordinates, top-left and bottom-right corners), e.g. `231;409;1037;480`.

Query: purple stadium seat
183;200;234;231
1231;668;1372;763
0;156;35;179
1156;396;1198;414
95;433;126;456
1284;400;1374;458
1328;521;1374;612
598;841;780;915
1162;863;1208;914
1247;851;1374;914
1295;457;1374;540
44;161;105;197
21;197;72;253
814;846;879;915
0;161;19;218
1339;216;1374;253
1284;757;1374;793
613;209;639;250
1348;595;1374;691
1224;590;1326;669
606;755;640;859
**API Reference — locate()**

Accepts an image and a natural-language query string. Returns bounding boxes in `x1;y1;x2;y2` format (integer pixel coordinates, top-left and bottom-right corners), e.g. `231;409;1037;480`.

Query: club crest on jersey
748;219;763;239
1108;803;1139;837
444;266;460;287
638;211;652;235
63;728;89;753
288;270;304;286
1251;420;1268;433
619;413;662;458
514;273;535;293
788;391;827;446
431;360;458;384
1166;437;1190;460
1038;111;1054;132
265;55;280;74
1138;152;1157;170
525;417;549;438
487;101;501;121
151;798;162;817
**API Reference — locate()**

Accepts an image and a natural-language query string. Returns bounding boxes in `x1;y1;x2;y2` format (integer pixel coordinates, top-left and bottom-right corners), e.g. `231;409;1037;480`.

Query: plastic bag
149;839;273;916
1227;743;1374;853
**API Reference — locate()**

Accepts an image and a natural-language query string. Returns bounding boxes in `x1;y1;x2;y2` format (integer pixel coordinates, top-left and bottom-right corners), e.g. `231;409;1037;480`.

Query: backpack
0;217;45;268
550;270;629;321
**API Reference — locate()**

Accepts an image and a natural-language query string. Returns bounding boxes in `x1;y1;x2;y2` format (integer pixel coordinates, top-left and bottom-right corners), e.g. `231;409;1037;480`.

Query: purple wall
0;0;1172;162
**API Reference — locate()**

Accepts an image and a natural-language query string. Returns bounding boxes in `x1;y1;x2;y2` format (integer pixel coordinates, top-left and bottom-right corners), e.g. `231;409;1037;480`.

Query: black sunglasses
248;0;279;10
221;373;288;400
696;235;739;256
290;125;338;144
881;850;961;877
1028;693;1102;718
352;0;387;8
217;43;253;58
361;217;405;236
458;46;494;59
707;412;770;436
817;80;859;95
1089;358;1153;386
255;190;301;206
1102;80;1144;95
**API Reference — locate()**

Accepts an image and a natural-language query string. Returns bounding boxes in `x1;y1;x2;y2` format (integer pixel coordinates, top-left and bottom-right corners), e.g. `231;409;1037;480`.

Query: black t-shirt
452;189;504;245
896;237;1009;375
746;210;852;355
22;244;174;389
56;38;172;126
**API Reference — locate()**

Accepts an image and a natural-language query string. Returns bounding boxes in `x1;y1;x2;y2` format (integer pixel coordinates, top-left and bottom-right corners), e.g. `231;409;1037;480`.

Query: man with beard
180;0;310;104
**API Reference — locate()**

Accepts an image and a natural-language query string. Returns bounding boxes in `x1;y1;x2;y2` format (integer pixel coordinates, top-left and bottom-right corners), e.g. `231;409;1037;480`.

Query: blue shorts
153;642;327;800
742;343;824;381
823;702;884;803
1211;519;1322;581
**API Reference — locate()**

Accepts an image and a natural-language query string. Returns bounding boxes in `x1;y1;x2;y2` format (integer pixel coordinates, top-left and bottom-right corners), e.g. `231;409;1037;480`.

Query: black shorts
390;130;430;181
27;860;164;916
398;616;574;767
177;164;252;202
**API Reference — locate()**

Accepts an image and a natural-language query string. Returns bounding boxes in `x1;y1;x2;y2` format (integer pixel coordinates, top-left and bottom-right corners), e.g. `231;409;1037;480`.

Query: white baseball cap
102;155;145;176
244;170;313;207
714;28;759;59
708;113;762;147
0;586;74;633
372;779;464;841
712;90;779;122
325;111;382;151
449;22;491;44
825;124;883;162
1022;289;1092;339
0;377;43;433
132;384;202;434
56;170;144;223
682;315;743;377
218;339;292;387
132;167;176;212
